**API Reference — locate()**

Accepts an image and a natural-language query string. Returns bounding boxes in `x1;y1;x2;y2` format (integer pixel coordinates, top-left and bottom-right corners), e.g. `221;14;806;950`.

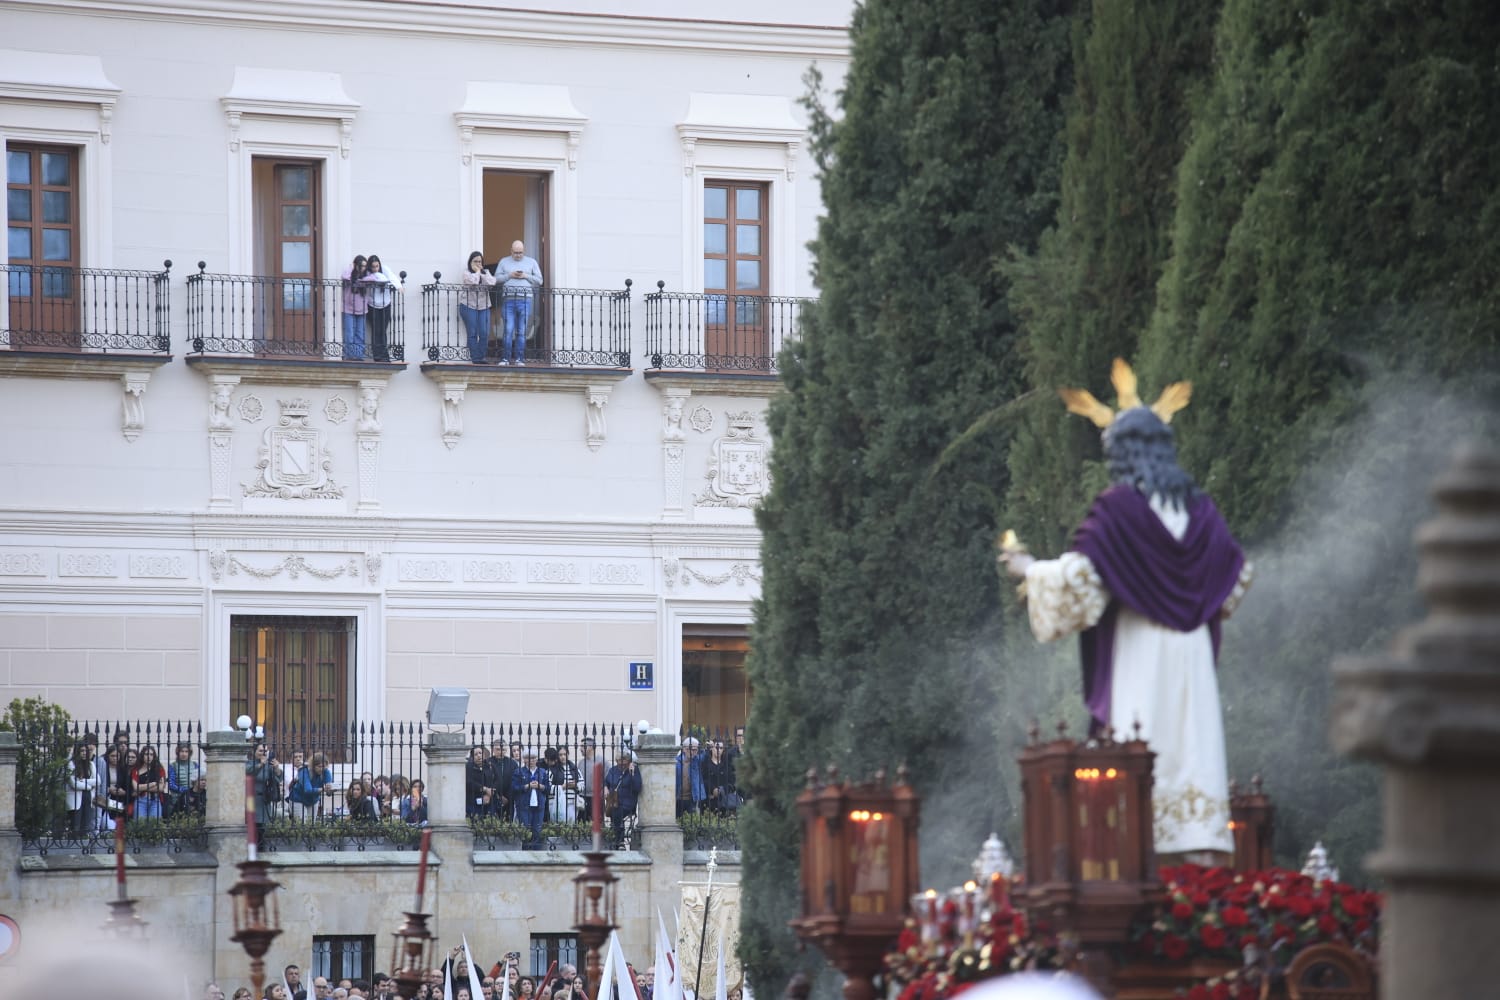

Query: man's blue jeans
502;295;532;363
342;312;367;360
459;305;489;363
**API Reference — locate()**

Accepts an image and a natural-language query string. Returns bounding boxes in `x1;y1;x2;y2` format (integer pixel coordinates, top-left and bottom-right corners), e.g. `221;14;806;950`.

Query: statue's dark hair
1101;407;1198;508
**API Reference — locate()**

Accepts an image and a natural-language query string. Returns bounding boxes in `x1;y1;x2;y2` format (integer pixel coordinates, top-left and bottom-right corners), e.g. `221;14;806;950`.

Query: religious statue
999;359;1252;861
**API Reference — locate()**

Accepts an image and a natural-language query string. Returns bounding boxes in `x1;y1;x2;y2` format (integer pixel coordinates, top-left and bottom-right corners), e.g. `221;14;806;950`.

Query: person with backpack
288;751;337;822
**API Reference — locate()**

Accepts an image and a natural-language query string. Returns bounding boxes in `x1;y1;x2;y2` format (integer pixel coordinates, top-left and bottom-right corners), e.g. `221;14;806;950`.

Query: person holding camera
246;741;284;829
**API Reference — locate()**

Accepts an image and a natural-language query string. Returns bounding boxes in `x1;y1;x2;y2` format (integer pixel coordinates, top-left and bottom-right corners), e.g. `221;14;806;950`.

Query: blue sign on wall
628;661;654;690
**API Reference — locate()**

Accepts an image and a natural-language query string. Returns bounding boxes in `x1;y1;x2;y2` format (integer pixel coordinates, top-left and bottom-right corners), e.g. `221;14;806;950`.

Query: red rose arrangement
885;866;1380;1000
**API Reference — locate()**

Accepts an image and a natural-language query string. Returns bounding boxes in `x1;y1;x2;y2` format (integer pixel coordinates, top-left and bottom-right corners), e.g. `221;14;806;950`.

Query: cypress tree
739;0;1077;989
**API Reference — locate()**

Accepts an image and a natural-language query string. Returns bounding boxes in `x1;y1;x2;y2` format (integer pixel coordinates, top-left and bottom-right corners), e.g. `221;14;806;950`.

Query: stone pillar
1331;445;1500;999
422;731;470;825
422;731;474;931
203;729;254;986
0;732;16;994
636;732;684;931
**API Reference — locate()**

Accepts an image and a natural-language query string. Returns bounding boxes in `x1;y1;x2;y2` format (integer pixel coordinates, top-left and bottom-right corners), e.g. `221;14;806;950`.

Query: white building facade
0;0;849;736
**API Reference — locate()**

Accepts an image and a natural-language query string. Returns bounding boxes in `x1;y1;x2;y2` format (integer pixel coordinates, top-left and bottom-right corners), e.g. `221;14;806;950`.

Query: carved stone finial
1055;718;1068;740
804;767;817;789
1028;719;1041;745
895;762;910;786
1229;778;1241;797
825;763;840;784
873;767;887;787
1251;773;1264;794
1132;717;1144;741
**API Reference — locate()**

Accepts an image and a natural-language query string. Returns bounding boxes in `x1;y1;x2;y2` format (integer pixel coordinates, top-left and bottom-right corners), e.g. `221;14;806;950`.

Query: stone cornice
187;356;401;388
0;352;169;379
0;509;764;548
644;371;782;399
4;1;851;59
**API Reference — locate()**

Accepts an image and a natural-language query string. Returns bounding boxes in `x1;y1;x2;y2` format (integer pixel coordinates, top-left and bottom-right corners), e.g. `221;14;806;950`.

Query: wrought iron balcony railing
420;276;632;368
644;283;808;374
186;263;407;362
1;261;172;353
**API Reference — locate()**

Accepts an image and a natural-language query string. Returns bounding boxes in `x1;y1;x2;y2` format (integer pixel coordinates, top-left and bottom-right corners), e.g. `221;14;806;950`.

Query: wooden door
6;145;80;348
703;181;769;371
253;158;321;354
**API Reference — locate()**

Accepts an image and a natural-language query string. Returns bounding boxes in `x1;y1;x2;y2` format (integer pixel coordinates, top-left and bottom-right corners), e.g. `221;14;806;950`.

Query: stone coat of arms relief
694;410;768;508
243;398;344;499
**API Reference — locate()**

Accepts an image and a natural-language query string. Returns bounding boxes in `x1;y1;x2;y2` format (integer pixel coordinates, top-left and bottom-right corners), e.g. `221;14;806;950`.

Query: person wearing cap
511;748;550;849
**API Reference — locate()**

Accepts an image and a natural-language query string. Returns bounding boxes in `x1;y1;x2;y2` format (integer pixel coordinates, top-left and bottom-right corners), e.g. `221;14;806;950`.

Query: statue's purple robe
1070;485;1246;729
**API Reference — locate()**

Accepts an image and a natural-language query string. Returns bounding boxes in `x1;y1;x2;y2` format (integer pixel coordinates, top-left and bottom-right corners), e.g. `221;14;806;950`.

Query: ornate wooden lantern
789;765;921;1000
572;847;619;987
1228;775;1275;873
1016;724;1162;945
228;859;283;1000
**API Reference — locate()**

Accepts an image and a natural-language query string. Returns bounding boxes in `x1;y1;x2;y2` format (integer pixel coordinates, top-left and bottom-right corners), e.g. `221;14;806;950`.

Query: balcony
0;262;174;440
185;264;407;388
418;277;634;450
419;277;632;369
1;261;172;355
643;284;807;393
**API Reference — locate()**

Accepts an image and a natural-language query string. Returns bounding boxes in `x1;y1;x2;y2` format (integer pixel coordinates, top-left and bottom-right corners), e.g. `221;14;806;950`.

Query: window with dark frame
528;933;579;980
230;616;355;755
251;156;323;352
312;934;376;983
6;144;81;345
703;180;769;368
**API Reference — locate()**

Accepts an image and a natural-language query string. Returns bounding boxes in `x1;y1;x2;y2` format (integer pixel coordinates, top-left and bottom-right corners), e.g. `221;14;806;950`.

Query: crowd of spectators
201;954;690;1000
65;729;207;833
61;725;741;846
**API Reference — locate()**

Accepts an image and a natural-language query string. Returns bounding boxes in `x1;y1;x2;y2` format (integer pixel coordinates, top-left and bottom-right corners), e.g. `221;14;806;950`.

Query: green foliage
1140;0;1500;538
679;811;739;850
123;811;207;847
1;697;74;839
741;0;1079;990
469;816;532;844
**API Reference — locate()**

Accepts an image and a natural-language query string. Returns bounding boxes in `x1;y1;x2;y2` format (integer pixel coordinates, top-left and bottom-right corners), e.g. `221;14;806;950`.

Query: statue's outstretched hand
997;548;1034;579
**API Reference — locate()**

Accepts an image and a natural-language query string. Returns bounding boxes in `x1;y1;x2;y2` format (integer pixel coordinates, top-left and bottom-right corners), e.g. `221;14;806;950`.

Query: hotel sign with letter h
628;662;653;690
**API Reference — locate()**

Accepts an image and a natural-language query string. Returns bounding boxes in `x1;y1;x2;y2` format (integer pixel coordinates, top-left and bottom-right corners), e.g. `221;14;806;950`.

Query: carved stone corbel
785;140;800;180
681;135;697;176
99;103;115;145
440;379;467;450
567;130;581;169
339;117;354;158
459;124;474;165
226;110;242;152
120;370;152;442
585;384;613;452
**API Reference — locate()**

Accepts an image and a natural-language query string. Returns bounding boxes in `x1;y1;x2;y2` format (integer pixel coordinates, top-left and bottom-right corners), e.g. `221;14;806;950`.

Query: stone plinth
423;730;471;825
1331;444;1500;999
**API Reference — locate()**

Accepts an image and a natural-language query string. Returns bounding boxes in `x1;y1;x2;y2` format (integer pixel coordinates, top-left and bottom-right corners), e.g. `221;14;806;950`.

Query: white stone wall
0;1;844;727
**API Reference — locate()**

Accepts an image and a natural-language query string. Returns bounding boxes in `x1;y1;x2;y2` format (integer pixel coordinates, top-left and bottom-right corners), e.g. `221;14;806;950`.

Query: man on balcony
498;239;542;366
